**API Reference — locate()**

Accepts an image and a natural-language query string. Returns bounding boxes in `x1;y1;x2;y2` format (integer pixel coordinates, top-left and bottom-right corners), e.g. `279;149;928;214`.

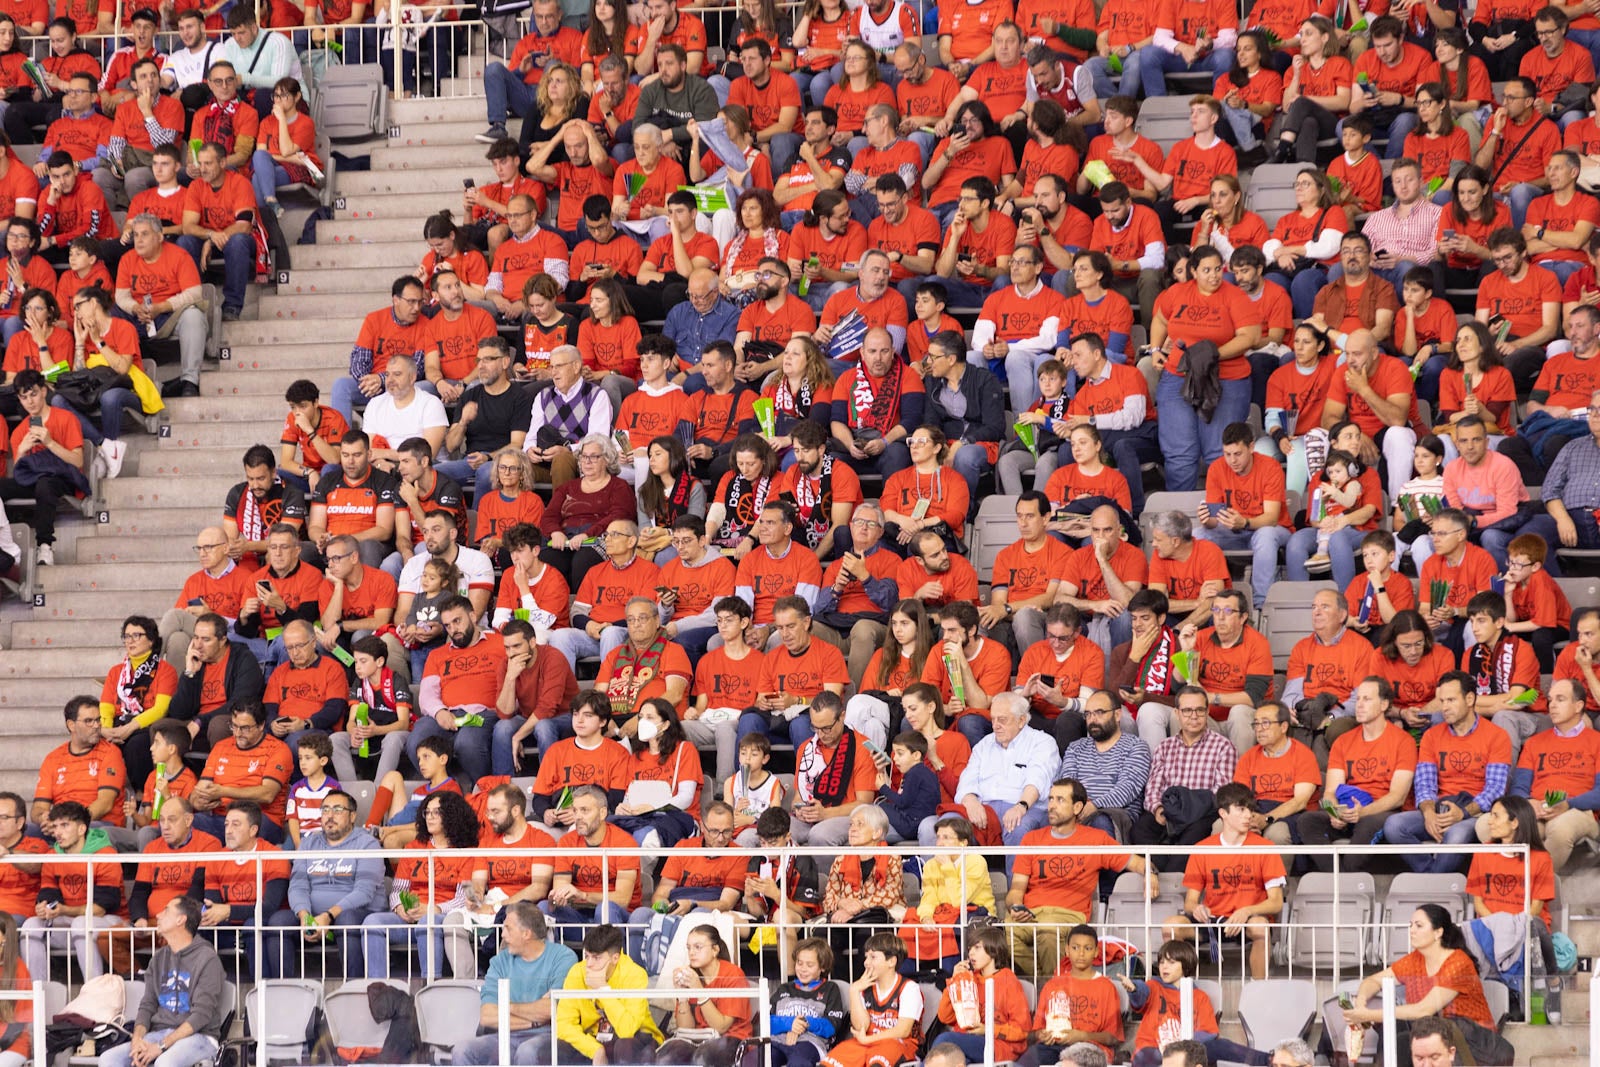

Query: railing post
498;977;512;1065
390;0;403;101
983;975;995;1066
30;980;43;1067
1179;975;1194;1039
1381;974;1398;1067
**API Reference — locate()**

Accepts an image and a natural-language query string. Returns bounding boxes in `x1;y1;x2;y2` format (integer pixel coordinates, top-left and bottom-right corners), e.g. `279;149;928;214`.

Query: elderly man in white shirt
362;359;449;472
918;692;1059;847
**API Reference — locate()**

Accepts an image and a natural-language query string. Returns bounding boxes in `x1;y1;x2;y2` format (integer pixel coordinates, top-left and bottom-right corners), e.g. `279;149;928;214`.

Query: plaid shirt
1145;729;1238;812
1544;434;1600;511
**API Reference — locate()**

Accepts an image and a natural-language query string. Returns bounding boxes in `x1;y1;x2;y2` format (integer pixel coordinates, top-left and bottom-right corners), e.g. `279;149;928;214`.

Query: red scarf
201;97;244;159
605;633;669;713
850;366;902;433
788;455;834;549
1132;627;1179;707
717;473;771;546
360;666;407;727
1470;635;1519;695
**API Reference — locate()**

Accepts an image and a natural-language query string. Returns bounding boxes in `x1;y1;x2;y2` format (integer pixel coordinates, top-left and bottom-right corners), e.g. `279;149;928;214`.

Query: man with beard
1055;690;1149;839
266;788;382;978
624;800;745;956
685;342;756;484
773;107;850;227
407;595;509;784
727;38;803;174
533;785;639;936
734;258;816;375
898;532;981;614
1008;777;1153;981
387;436;460;575
223;446;307;573
870;176;942;317
493;619;579;771
816;252;909;363
635;44;718;157
435;337;532;502
830;328;924;480
775;420;862;562
423;270;498;404
199;801;289;975
190;701;291;843
395;509;493;630
735;504;824;648
789;190;869;315
334;277;430;423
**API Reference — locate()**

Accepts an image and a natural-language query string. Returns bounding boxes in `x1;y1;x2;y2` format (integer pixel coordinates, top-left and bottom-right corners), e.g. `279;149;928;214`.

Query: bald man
159;525;259;665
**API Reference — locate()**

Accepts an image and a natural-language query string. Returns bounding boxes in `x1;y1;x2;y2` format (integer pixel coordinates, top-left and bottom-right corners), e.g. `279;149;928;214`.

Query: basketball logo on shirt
1249;772;1291;798
1444;750;1476;775
1349;756;1385;784
1209;863;1252;890
1487;873;1523;902
1309;662;1353;691
1535;750;1576;773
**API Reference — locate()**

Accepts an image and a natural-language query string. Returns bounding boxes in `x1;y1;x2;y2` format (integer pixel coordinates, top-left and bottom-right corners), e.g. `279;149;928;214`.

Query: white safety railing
0;982;45;1067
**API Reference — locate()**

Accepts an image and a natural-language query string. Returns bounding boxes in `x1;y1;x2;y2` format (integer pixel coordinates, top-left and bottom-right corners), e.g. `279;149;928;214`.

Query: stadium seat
1139;492;1206;546
1242;165;1305;229
919;980;943;1031
1133;97;1196;153
970;495;1020;580
316;64;389;141
1238;978;1316;1047
1284;871;1377;972
347;781;377;826
417;979;487;1062
245;979;324;1064
1378;872;1470;964
324;979;411;1051
1484;978;1511;1027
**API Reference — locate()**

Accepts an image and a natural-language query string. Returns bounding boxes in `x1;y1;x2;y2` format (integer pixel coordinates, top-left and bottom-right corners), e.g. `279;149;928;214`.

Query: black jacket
921;364;1006;446
169;640;266;726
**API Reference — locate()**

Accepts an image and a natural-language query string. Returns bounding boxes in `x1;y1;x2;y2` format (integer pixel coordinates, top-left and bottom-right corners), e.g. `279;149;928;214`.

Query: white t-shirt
161;42;219;91
398;544;496;599
362;390;448;449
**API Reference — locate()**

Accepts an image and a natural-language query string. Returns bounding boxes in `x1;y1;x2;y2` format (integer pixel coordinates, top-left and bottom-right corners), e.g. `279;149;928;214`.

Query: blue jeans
736;709;814;749
96;1029;218;1067
1100;422;1161;516
409;715;494;783
1570;26;1600;75
52;387;141;444
1140;46;1235;97
950;442;990;501
1285;524;1366;588
539;900;630;944
362;910;449;979
952;712;992;746
453;1029;555;1065
251;150;292;205
1538;259;1586;286
1501;183;1542;231
1084;53;1142;99
484;62;537;125
534;712;574;753
492;715;529;776
1265;267;1329;320
1194;523;1291;608
1381;809;1480;872
178;231;252;313
1155;371;1250;491
433;456;496;501
265;905;371;978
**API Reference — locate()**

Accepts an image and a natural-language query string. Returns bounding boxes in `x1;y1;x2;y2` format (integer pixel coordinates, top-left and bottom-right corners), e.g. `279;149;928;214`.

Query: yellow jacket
919;854;996;914
554;954;665;1058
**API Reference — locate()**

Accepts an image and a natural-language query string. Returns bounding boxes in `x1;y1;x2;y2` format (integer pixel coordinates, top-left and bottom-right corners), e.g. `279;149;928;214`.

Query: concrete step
186;368;308;400
71;533;205;564
162;397;290;423
0;646;123;677
1529;1056;1586;1067
36;559;195;593
0;736;71;773
275;267;417;296
222;317;366;345
100;475;238;511
0;678;101;713
334;191;489;219
280;242;418;271
370;143;485;171
134;450;257;478
88;506;226;536
335;166;487;197
155;420;288;450
256;290;421;320
214;342;345;371
22;588;166;623
1567;917;1600;955
0;708;69;736
11;614;172;645
387;121;499;147
1504;1022;1585;1061
390;95;495;125
315;215;433;243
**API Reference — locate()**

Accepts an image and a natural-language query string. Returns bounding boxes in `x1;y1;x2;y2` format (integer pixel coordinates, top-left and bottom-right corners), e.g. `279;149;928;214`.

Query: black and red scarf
789;455;834;549
656;471;697;525
851;366;903;433
200;97;244;159
1135;626;1180;702
605;633;669;713
718;473;771;545
804;724;859;806
113;652;158;724
1470;635;1519;695
360;666;407;727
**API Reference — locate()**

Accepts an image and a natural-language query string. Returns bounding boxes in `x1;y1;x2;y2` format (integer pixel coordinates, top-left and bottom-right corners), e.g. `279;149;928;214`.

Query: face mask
637;719;660;743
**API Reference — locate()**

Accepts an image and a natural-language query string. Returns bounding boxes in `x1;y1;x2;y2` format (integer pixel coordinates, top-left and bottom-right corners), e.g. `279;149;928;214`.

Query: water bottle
142;295;155;338
352;702;371;758
797;252;818;297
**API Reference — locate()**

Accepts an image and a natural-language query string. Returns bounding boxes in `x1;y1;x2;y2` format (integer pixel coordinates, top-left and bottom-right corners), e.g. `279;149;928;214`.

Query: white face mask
637;719;660;743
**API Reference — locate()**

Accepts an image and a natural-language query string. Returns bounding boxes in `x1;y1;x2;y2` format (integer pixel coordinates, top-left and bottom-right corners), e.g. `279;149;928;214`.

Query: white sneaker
98;438;127;479
35;544;54;566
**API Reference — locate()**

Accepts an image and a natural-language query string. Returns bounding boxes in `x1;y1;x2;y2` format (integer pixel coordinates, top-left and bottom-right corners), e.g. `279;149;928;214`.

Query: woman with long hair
1342;905;1500;1059
474;446;545;561
718;186;788;284
932;926;1031;1062
576;277;642;407
1263;166;1348;317
418;211;488;303
706;433;779;557
1214;30;1283;160
1436;164;1509;288
1270;16;1353;164
881;424;970;554
1192;174;1270;257
1471;795;1562;1016
1433;27;1493;145
360;789;480;981
636;435;706;559
791;0;851;105
1257;322;1340;495
252;77;323;219
844;599;933;749
824;40;896;145
732;0;790;64
1044;423;1133;517
689;104;775;200
999;99;1082;210
900;682;970;804
614;697;703;848
924;100;1015;224
1405;81;1472;198
659;925;755;1064
99;614;177;793
761;336;835;461
1376;609;1456;730
517;62;589;156
1435;320;1514;455
0;913;31;1067
579;0;628;94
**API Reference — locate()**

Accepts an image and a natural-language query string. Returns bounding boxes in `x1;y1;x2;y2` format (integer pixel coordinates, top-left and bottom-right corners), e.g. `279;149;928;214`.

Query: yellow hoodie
555;954;665;1058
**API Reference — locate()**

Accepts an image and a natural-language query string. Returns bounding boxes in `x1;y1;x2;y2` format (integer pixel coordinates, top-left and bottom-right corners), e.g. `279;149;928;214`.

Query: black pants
0;475;66;544
1279;97;1338;162
1498;432;1577;484
540;543;605;589
2;97;60;144
557;1036;657;1064
1131;812;1213;871
1502;344;1547;396
1297;809;1389;871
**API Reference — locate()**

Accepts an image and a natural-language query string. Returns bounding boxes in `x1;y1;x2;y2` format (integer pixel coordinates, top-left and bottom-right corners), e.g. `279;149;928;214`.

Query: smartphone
28;415;42;427
911;499;931;521
1442;228;1456;240
187;598;204;607
1038;674;1056;688
759;862;773;880
256;581;272;595
462;177;475;189
1204;502;1226;518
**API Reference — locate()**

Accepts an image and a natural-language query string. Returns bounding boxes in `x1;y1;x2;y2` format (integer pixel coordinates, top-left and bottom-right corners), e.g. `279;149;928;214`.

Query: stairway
0;91;496;797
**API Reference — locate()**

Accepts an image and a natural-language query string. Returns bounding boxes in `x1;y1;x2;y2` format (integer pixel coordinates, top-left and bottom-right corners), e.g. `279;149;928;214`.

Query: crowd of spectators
3;0;1600;1063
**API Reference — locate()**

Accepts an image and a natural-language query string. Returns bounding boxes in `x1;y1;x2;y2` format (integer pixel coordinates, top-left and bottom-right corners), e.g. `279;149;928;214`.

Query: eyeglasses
1045;632;1073;643
121;632;151;642
579;451;605;460
231;722;263;733
1252;719;1283;729
321;805;354;815
1177;706;1209;716
851;518;882;528
326;551;355;562
603;530;632;539
1212;606;1240;616
193;543;226;552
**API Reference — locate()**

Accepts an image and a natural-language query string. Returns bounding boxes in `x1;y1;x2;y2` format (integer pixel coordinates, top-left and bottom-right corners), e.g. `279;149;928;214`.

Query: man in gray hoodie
264;789;383;978
97;897;226;1067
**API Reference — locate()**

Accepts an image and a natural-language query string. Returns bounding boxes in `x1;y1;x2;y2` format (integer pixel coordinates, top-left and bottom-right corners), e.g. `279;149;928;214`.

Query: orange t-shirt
1060;541;1149;602
1418;545;1500;614
0;835;49;916
183;170;255;232
992;537;1072;605
264;655;349;724
1204;454;1290;528
919;637;1013;713
422;631;507;710
594;639;693;716
573;556;661;626
203;839;292;911
1162;136;1237;201
116;240;201;306
1468;848;1555;914
736;544;824;624
34;740;123;810
202;736;295;827
612;157;687;221
1034;974;1124;1060
1386;644;1458;711
548;823;643;909
1477;263;1563;339
1154;280;1259;378
1194;626;1274;710
1181;832;1287;918
1286;629;1378;702
1149;539;1230;602
736;294;817;347
693;645;767;710
1420;717;1512;800
135;830;222;916
869;205;942;284
1016;636;1105;716
757;639;850;702
532;736;632;797
1328;722;1418;798
1234;739;1322;804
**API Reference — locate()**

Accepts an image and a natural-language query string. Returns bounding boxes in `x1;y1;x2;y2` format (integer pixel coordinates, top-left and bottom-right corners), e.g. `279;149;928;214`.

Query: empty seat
1243;164;1307;229
970;494;1021;580
1378;872;1469;964
417;979;487;1062
316;64;389;141
1134;96;1196;152
1238;978;1317;1047
246;980;324;1064
325;979;411;1050
1285;871;1377;972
